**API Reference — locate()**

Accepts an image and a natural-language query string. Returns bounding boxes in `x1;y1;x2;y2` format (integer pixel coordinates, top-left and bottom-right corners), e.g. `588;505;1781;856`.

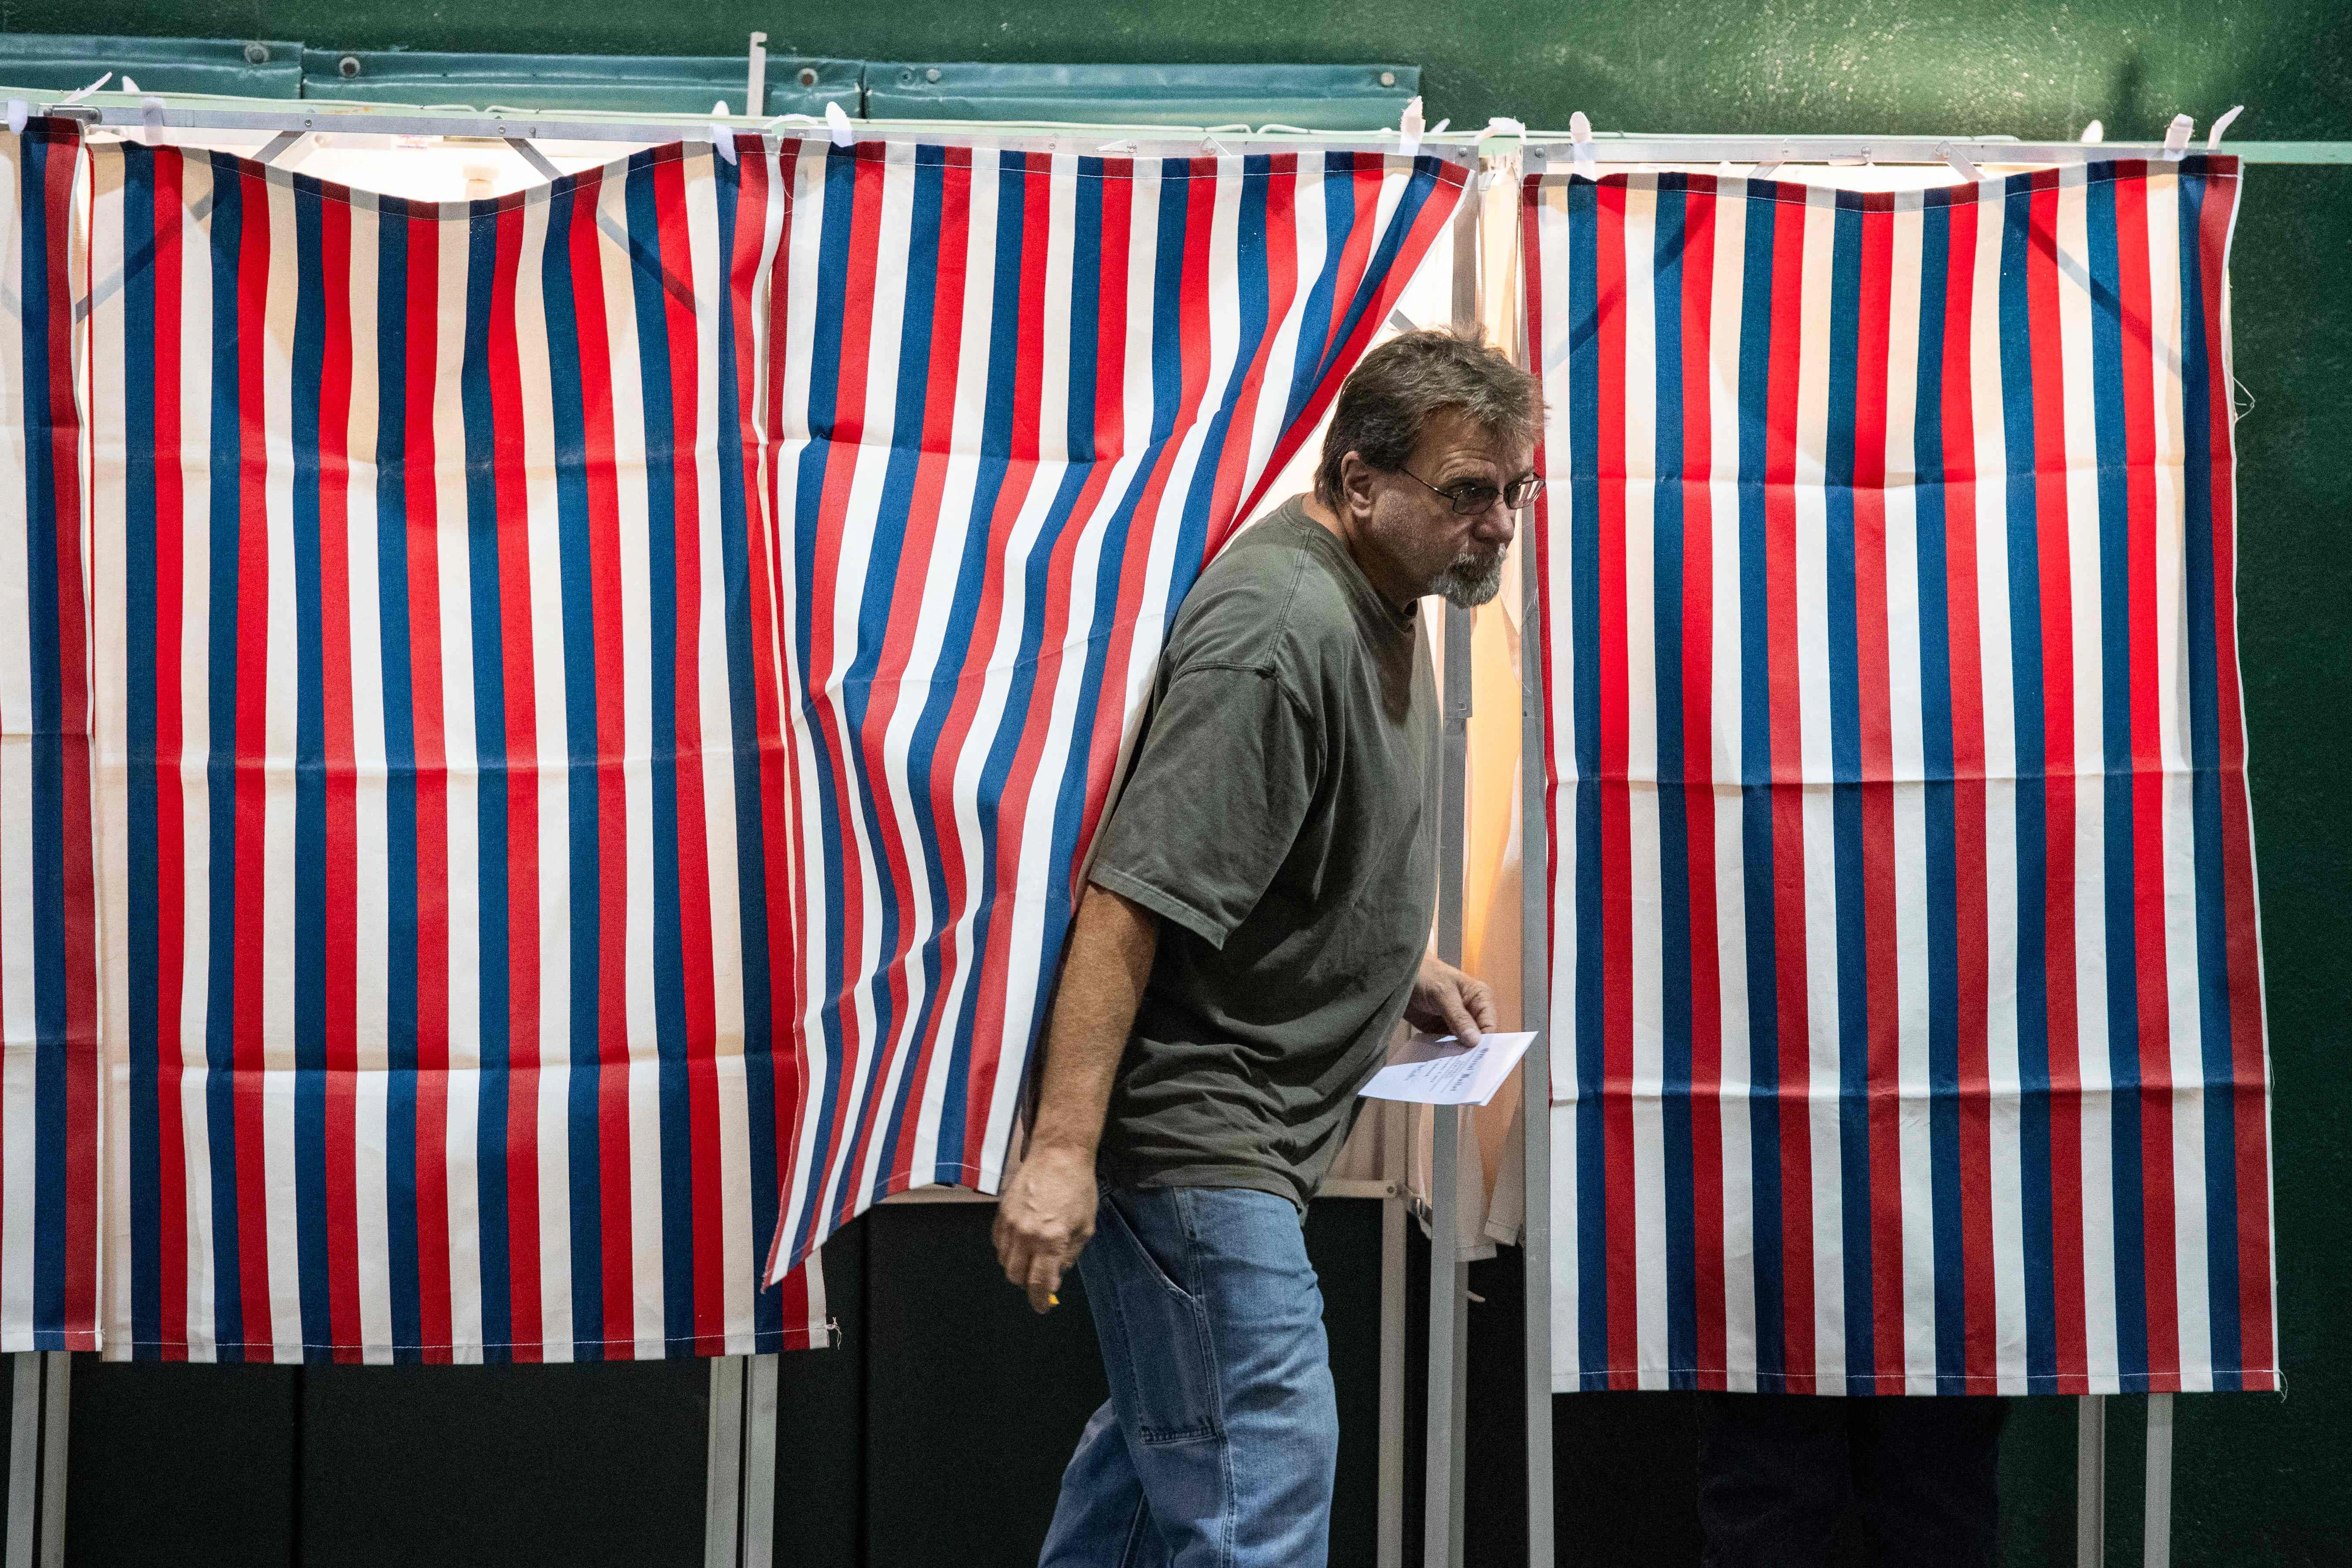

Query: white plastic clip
141;95;166;130
1569;111;1597;176
121;76;141;94
746;32;769;117
59;71;112;105
2163;113;2194;161
6;101;25;137
1097;137;1139;156
1939;142;1984;184
1473;116;1526;188
708;100;738;165
2208;105;2244;148
1397;94;1424;162
2079;119;2105;144
824;99;855;149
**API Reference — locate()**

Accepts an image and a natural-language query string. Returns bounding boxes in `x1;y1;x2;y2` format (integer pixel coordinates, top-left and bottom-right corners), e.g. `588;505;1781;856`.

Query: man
994;330;1543;1567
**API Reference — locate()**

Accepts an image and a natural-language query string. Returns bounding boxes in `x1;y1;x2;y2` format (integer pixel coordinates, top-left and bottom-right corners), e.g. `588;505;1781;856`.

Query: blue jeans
1039;1186;1339;1568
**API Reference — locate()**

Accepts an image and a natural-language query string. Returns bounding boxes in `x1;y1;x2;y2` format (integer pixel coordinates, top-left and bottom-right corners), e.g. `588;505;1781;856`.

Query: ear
1337;451;1382;521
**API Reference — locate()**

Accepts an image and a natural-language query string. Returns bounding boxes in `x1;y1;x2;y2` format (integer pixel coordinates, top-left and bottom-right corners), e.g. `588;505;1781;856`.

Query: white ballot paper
1357;1029;1537;1107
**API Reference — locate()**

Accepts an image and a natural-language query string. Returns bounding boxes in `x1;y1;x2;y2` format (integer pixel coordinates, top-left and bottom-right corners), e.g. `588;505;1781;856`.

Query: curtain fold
81;138;826;1361
1526;158;2277;1395
760;142;1467;1281
38;128;1468;1350
0;117;99;1352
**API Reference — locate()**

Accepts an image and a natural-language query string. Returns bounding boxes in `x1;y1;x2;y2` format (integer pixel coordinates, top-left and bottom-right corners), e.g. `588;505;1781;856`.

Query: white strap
1940;142;1985;183
708;100;738;165
1568;111;1597;175
58;72;112;105
6;101;25;137
1398;94;1424;162
1473;117;1526;190
2208;105;2245;148
2163;113;2194;161
824;100;855;149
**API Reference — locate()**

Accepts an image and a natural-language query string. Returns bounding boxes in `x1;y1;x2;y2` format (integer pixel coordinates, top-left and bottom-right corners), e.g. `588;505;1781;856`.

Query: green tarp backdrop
0;35;1418;125
10;4;2349;1564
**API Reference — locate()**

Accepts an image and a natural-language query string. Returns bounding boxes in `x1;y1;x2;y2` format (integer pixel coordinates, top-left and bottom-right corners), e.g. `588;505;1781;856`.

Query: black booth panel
770;1218;866;1567
859;1201;1107;1568
1303;1198;1387;1568
66;1360;298;1568
296;1360;708;1568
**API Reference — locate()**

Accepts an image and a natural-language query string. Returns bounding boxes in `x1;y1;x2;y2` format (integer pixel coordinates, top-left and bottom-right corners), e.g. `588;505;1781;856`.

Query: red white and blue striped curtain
761;142;1465;1281
0;118;99;1353
81;138;826;1361
1526;158;2277;1394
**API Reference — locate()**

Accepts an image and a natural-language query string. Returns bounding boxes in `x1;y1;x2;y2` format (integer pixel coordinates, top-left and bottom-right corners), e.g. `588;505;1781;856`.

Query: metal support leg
1418;551;1476;1568
2144;1393;2173;1568
6;1355;36;1568
2076;1394;2106;1568
705;1356;745;1568
1519;544;1555;1568
742;1354;779;1568
33;1357;62;1568
1424;1107;1469;1568
1518;1086;1553;1568
1377;1110;1407;1568
1408;191;1487;1568
6;1353;67;1568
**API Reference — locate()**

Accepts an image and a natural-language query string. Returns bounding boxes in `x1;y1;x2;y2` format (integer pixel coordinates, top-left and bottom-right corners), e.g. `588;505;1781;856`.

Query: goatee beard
1437;547;1506;609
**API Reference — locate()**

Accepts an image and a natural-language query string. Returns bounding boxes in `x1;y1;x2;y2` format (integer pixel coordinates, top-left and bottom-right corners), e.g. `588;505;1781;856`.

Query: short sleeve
1087;664;1319;950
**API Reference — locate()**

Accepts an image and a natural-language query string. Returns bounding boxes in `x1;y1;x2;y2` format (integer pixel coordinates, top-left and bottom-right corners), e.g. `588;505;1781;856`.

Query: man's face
1353;408;1530;609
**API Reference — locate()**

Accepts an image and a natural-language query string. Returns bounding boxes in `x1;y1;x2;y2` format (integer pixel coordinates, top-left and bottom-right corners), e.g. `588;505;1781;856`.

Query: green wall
37;3;2352;1562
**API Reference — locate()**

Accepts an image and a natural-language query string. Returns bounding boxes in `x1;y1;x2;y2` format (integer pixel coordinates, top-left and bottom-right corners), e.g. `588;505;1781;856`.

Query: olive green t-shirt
1087;497;1438;1212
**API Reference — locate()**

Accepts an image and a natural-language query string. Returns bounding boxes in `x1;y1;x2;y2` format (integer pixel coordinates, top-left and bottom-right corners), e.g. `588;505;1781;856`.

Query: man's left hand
1404;955;1496;1043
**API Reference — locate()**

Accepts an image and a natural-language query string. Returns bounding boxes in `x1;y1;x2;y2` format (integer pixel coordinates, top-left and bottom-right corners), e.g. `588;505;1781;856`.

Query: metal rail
1525;135;2352;168
24;91;1481;165
14;83;2352;169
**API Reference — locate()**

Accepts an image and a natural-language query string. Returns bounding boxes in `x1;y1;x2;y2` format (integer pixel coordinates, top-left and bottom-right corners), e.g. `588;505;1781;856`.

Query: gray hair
1313;329;1543;509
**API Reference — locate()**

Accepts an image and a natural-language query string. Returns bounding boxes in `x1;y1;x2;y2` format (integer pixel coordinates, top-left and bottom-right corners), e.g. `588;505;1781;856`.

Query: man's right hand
993;1144;1100;1314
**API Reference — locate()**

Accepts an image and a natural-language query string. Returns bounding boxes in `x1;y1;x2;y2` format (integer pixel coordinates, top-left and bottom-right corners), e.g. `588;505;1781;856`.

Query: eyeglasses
1398;467;1546;516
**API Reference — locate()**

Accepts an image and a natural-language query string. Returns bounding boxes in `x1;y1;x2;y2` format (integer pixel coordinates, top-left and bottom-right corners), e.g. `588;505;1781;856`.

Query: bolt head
926;67;941;83
244;42;270;65
798;67;818;87
339;55;361;79
1380;71;1396;87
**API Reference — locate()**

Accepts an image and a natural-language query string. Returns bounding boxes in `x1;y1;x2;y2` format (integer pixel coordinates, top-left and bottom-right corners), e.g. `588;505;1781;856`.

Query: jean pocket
1097;1193;1223;1447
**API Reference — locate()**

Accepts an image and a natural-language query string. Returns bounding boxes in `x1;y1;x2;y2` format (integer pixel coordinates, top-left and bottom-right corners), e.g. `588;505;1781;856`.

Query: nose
1471;499;1516;546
